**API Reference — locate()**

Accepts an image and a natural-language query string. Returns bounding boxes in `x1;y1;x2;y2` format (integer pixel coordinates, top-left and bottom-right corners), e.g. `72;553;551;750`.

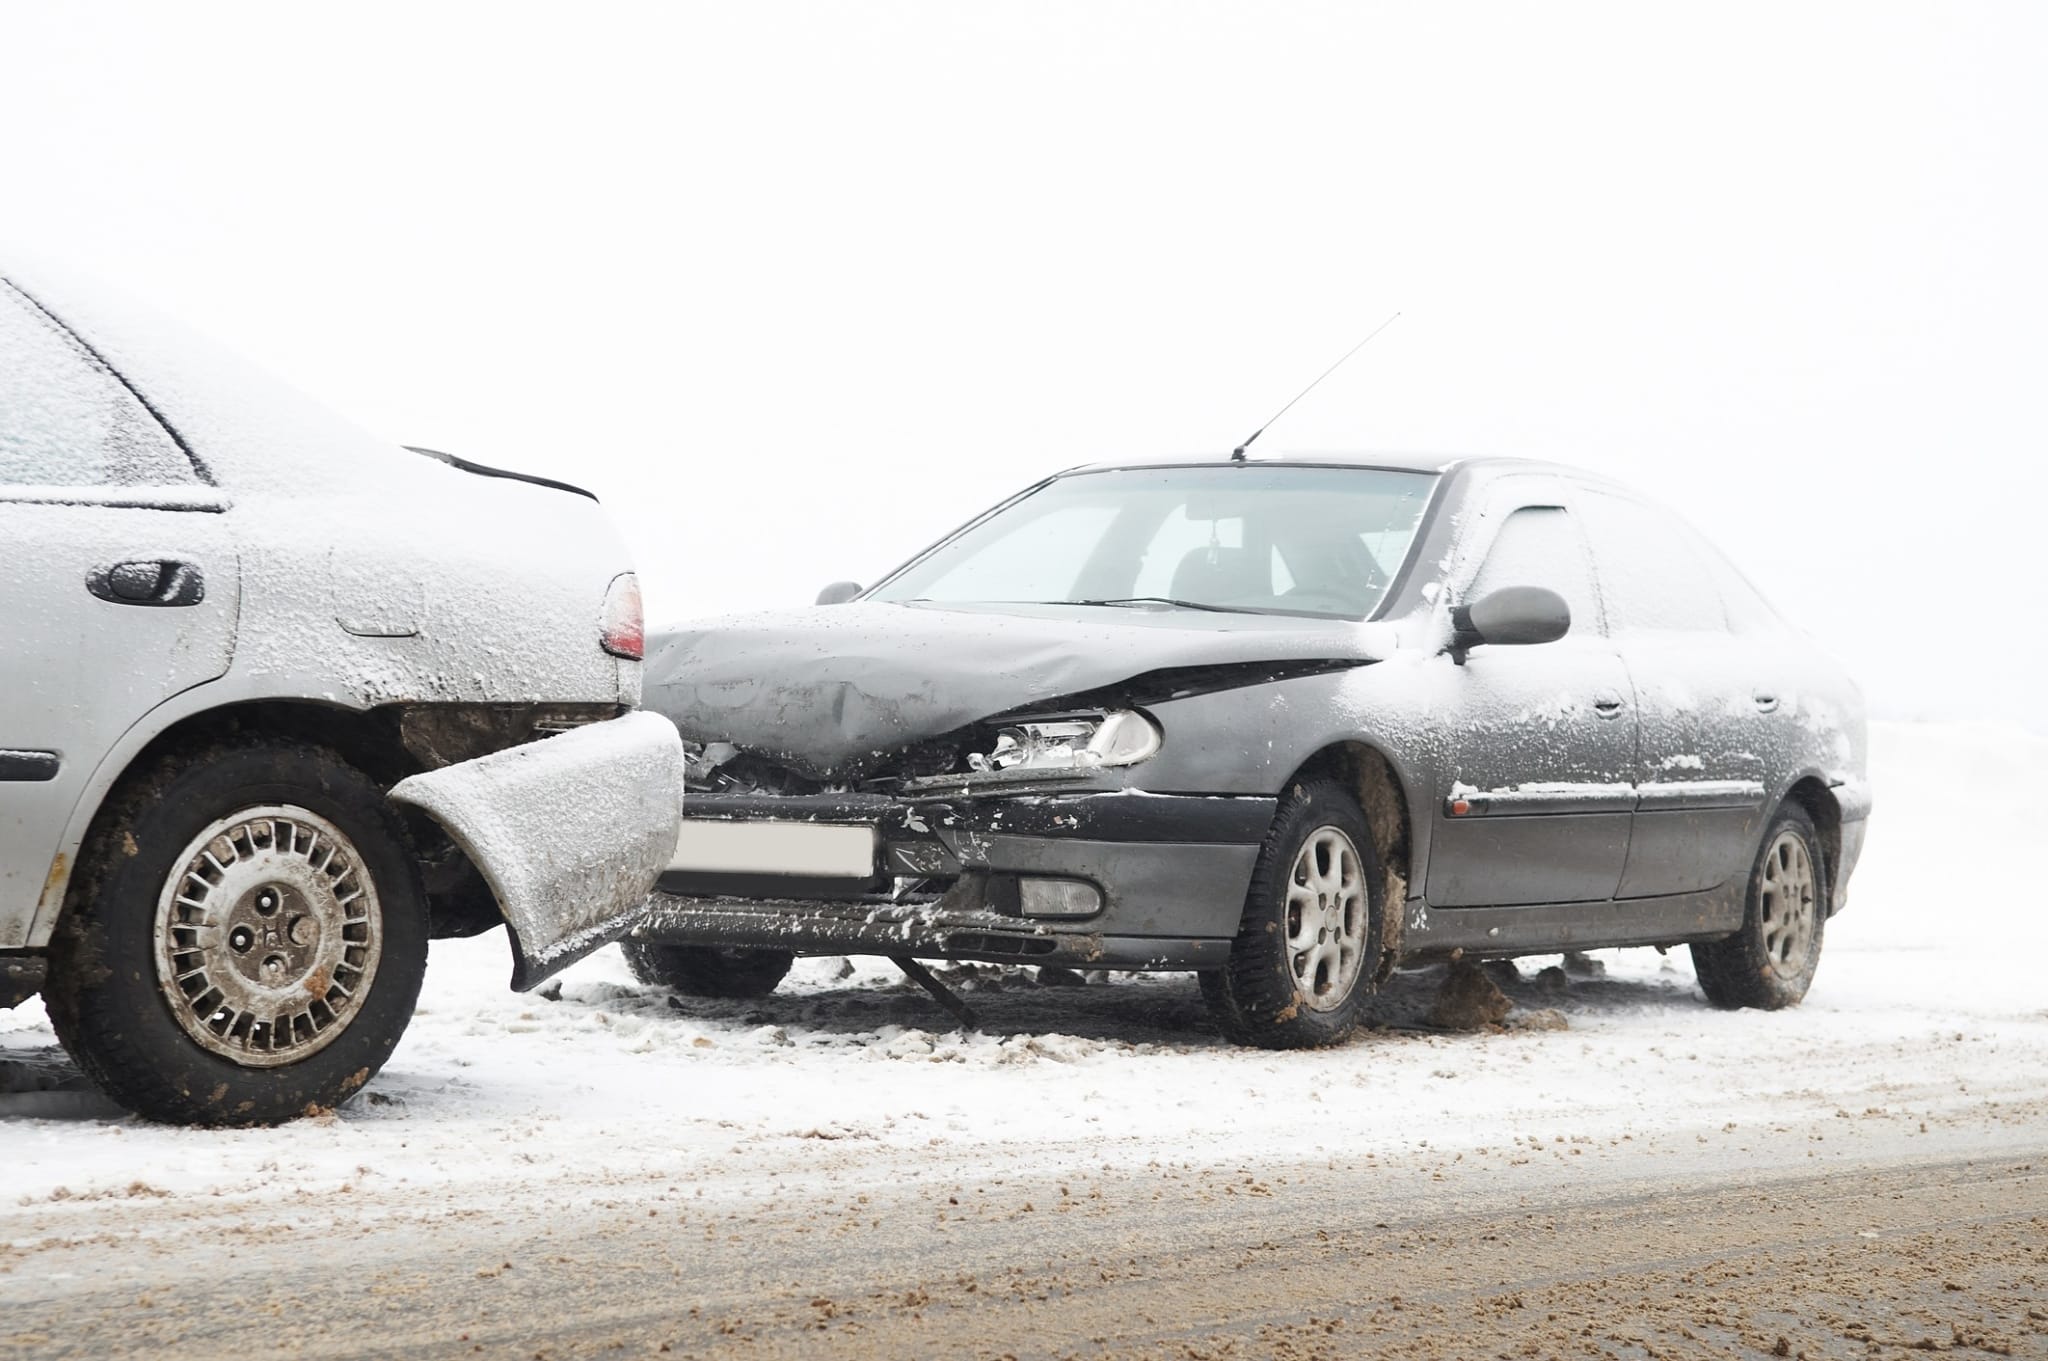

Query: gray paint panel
1425;813;1632;906
971;835;1259;939
1619;806;1767;898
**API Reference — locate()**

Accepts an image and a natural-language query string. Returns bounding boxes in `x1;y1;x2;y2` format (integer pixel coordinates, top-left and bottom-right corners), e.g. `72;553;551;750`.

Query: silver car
1;262;682;1123
637;455;1869;1047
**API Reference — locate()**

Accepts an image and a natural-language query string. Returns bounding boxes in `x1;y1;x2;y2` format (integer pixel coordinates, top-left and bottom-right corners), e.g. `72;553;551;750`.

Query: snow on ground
3;720;2045;1215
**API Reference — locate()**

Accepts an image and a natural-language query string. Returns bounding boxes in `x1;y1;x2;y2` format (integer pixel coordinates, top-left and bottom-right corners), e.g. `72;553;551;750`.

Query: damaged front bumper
391;711;686;990
634;784;1271;970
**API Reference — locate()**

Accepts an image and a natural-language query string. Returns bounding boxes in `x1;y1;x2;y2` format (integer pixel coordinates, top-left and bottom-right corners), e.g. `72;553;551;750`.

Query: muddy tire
1200;779;1384;1049
1691;803;1827;1010
621;942;793;998
43;741;429;1126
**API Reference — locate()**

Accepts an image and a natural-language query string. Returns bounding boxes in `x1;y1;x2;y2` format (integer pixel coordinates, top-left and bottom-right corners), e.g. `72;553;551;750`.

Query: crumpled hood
643;600;1395;780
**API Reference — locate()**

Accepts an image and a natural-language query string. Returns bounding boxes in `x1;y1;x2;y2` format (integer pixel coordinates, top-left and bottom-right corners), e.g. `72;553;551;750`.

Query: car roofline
1046;451;1565;479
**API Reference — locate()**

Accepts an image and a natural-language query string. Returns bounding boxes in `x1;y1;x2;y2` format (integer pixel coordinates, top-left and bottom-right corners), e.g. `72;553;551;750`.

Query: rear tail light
599;573;644;660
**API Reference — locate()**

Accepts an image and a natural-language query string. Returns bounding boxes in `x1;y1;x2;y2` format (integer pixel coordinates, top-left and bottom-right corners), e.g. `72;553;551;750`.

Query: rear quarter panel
1774;647;1871;909
227;466;634;709
7;258;646;949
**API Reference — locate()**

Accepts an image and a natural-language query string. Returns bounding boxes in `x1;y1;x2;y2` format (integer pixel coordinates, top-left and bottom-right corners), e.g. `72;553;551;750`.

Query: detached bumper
392;711;686;990
636;788;1270;970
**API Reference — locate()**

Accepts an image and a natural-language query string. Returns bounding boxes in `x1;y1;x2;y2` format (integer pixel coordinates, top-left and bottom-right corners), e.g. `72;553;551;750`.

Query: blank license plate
668;819;878;878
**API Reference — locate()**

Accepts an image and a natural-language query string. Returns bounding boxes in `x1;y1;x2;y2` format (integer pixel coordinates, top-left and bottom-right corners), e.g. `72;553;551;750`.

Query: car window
1130;506;1249;599
0;281;196;489
1270;545;1296;594
1578;489;1728;633
1702;545;1785;634
1468;505;1604;636
906;502;1120;602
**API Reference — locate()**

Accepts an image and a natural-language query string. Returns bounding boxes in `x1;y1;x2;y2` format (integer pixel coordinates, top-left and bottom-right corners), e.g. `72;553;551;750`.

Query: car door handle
1752;689;1780;714
1592;689;1627;719
88;559;206;607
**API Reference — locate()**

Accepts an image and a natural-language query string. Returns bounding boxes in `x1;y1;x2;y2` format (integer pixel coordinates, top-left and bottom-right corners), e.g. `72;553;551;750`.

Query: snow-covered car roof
2;256;421;497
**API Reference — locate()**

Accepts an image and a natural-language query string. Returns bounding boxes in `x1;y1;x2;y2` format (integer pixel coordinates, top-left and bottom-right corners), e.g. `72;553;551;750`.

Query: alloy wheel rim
1758;830;1818;978
1285;826;1368;1012
153;806;383;1067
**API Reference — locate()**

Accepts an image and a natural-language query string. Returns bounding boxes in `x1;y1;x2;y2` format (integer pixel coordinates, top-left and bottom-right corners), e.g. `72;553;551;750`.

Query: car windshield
870;464;1438;619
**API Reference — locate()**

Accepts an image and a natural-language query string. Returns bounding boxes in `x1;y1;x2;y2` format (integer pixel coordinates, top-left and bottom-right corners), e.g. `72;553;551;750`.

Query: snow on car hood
643;600;1395;779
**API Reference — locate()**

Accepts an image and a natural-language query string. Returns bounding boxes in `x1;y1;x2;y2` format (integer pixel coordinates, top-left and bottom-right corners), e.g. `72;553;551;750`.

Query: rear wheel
45;741;429;1126
1691;803;1827;1010
1200;779;1384;1049
621;942;794;998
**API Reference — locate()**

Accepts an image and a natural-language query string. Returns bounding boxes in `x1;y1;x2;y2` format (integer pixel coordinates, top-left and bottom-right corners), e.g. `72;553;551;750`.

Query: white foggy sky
3;2;2043;725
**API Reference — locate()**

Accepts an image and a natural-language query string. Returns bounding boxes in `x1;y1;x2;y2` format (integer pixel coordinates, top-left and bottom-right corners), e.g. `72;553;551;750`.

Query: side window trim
0;277;214;488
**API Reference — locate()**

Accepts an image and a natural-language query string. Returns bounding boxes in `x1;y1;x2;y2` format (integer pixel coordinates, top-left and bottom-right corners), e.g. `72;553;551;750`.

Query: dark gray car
634;455;1869;1047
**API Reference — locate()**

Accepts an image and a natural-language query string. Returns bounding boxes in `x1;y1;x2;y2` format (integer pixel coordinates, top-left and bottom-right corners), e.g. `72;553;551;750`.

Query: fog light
1018;877;1102;918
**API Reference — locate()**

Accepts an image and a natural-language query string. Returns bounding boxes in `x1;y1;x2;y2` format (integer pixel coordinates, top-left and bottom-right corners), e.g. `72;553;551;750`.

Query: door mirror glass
1451;585;1571;653
816;580;863;605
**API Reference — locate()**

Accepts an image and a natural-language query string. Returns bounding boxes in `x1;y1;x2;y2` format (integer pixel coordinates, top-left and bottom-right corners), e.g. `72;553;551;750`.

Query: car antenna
1231;311;1402;462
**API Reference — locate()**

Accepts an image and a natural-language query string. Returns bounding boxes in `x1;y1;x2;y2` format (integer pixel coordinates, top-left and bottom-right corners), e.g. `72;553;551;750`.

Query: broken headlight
966;710;1161;774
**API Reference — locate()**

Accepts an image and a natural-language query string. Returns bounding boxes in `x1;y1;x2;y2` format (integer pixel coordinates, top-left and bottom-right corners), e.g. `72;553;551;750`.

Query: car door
1424;482;1639;907
1575;488;1769;899
0;279;241;946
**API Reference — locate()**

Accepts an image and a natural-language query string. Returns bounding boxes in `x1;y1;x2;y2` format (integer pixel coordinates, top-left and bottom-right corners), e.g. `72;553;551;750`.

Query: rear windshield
871;465;1437;619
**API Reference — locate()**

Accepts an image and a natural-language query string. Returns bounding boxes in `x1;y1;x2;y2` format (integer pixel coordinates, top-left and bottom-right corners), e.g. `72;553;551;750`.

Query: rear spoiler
405;446;599;502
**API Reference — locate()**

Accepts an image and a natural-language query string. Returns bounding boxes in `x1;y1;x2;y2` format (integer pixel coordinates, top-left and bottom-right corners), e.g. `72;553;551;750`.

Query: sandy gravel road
5;1103;2043;1360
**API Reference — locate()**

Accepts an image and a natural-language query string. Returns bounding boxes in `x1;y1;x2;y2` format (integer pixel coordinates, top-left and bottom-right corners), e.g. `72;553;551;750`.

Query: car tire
1690;803;1828;1010
620;942;794;999
43;740;430;1127
1200;779;1384;1049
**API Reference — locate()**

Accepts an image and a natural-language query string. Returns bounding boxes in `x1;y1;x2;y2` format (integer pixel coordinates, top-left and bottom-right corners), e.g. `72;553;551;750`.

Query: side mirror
815;581;864;605
1449;586;1570;660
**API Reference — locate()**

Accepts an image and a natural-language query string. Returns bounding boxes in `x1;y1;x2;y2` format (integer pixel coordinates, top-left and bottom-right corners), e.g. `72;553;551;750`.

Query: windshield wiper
1069;596;1245;613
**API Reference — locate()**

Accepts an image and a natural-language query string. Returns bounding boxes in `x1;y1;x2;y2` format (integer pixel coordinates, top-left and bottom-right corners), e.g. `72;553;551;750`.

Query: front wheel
1200;779;1385;1049
1691;803;1827;1010
45;741;430;1126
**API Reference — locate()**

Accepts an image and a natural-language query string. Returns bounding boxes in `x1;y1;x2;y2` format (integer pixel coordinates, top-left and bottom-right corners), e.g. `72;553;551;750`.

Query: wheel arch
35;699;511;950
1283;740;1414;978
1781;775;1843;911
122;699;421;788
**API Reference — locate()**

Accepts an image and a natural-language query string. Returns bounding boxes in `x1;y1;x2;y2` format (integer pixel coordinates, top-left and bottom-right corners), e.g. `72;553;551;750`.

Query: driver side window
1468;505;1604;637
